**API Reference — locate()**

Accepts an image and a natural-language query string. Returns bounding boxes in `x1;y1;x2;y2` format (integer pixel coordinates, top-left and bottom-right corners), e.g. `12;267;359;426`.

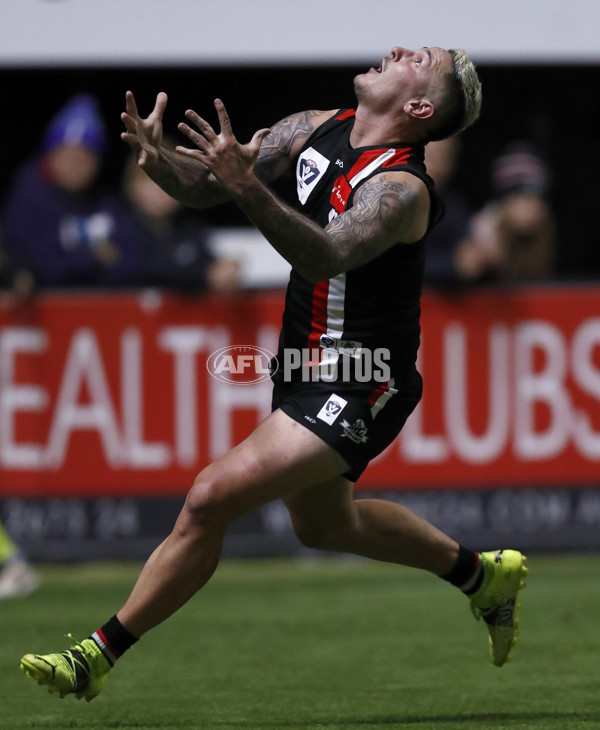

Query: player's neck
351;106;416;148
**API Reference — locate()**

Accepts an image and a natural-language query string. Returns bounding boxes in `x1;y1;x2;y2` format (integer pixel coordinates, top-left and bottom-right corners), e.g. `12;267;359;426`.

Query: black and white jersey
278;108;444;382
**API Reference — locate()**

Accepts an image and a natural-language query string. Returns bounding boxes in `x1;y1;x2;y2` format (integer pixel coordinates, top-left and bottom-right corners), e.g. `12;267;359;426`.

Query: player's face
354;46;452;111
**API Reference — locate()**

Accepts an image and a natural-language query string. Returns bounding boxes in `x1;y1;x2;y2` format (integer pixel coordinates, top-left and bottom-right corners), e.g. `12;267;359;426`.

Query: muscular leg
285;481;528;669
285;478;459;575
117;410;346;637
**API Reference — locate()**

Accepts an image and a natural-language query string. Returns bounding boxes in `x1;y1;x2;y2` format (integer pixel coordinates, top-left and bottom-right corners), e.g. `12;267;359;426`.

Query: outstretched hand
121;90;167;168
176;99;270;197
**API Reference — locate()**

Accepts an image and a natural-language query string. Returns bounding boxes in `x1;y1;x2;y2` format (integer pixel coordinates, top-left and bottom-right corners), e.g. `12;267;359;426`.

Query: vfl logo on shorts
296;147;330;205
316;394;348;426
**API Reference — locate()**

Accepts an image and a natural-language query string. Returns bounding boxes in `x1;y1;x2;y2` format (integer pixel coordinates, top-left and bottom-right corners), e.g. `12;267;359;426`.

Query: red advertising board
1;285;599;496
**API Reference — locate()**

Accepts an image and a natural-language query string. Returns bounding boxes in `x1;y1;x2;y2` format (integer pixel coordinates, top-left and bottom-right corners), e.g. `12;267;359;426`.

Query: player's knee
182;473;230;528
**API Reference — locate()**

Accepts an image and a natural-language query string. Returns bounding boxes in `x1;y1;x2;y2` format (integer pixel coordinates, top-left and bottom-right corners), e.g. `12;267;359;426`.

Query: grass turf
2;555;600;729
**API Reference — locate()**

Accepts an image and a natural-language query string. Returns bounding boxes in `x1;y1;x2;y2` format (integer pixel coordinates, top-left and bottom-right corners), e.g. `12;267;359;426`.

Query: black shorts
271;369;422;482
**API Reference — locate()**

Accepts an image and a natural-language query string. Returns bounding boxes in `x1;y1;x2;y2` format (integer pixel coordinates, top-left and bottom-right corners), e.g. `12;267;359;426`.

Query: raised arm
121;91;332;210
232;169;429;282
176;99;430;282
121;90;233;209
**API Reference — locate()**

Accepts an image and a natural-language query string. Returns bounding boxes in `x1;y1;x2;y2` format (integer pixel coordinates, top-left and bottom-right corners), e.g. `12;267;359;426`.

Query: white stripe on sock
91;631;118;665
459;563;483;594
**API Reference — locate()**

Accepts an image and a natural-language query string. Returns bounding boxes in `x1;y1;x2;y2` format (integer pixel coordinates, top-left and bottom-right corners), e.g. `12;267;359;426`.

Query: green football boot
470;549;528;667
20;634;111;701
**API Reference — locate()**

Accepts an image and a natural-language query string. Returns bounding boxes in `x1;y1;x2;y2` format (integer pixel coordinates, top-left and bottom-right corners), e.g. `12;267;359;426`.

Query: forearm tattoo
154;109;326;206
147;147;224;209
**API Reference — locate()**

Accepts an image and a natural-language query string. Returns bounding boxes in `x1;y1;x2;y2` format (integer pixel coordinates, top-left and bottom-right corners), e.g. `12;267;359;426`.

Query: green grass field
2;555;600;730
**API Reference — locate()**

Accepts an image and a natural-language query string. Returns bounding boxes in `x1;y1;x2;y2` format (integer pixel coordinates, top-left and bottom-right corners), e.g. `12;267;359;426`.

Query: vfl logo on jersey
316;394;348;426
300;159;319;185
297;147;330;205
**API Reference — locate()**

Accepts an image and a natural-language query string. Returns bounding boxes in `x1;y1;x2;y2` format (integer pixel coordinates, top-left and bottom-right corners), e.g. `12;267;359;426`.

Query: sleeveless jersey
279;108;444;382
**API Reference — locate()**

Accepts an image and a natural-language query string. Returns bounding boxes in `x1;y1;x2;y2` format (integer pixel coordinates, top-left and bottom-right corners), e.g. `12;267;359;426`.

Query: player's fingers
214;99;233;134
178;122;211;152
175;145;207;163
185;109;217;141
121;112;137;134
125;90;140;119
251;128;271;148
152;91;168;121
247;128;271;158
120;131;139;147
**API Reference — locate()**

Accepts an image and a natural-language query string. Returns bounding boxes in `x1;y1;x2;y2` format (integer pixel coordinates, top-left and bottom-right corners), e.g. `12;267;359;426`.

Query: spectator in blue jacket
1;94;143;294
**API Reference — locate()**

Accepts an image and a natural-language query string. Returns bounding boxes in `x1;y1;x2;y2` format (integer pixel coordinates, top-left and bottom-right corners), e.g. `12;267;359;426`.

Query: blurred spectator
120;154;240;293
455;142;557;282
423;136;473;286
0;520;38;600
1;94;143;295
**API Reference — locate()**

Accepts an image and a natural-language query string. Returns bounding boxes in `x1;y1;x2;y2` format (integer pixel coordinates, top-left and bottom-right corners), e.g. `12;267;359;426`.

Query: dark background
1;62;599;278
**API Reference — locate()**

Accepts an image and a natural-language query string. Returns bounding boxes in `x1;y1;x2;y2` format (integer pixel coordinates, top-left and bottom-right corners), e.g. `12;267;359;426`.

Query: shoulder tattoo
256;110;324;173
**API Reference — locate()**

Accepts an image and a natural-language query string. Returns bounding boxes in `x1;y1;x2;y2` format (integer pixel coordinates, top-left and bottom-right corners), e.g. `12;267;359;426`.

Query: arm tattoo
255;110;326;180
325;177;420;267
147;147;226;209
232;174;421;282
146;110;326;210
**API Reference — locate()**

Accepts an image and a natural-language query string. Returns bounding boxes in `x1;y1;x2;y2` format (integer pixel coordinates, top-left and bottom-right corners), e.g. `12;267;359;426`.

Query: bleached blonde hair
427;48;482;142
449;49;483;133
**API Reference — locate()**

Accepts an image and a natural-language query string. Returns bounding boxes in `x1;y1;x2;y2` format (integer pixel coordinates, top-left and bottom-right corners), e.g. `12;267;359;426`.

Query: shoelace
64;633;88;653
56;634;92;690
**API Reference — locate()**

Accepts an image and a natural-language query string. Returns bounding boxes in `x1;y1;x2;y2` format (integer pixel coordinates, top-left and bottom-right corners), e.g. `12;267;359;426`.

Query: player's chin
353;74;367;90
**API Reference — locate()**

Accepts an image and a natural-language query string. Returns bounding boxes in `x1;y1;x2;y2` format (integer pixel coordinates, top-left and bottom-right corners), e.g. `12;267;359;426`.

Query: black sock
441;546;484;596
90;615;139;666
